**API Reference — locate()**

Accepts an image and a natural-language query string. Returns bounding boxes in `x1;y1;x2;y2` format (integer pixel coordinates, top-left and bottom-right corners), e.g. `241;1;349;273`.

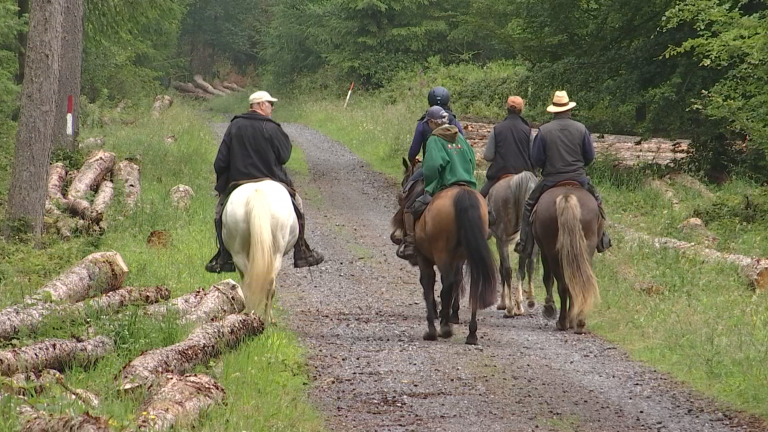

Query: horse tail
454;189;498;310
555;193;599;324
243;189;276;317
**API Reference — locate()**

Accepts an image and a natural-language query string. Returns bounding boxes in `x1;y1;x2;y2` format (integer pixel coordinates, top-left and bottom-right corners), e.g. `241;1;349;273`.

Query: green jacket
423;125;477;194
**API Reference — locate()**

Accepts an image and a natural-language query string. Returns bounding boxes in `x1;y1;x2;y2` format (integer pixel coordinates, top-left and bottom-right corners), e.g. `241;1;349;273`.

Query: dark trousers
480;178;498;197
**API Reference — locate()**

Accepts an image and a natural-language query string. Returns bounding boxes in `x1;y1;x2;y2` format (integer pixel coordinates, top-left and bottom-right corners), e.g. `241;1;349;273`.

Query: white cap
249;91;278;105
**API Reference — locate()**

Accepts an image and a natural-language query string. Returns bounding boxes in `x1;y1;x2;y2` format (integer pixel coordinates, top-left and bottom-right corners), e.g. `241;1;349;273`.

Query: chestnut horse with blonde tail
534;184;601;333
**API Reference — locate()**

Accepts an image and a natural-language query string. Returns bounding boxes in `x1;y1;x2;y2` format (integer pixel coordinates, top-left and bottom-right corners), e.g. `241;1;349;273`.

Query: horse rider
405;86;465;182
400;106;477;262
514;90;612;259
206;90;325;273
480;96;535;197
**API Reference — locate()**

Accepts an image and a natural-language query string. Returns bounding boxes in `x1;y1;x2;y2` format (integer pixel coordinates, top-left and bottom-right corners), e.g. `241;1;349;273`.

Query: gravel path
214;122;766;432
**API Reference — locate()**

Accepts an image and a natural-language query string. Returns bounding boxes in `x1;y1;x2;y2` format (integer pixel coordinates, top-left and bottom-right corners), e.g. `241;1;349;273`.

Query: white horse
222;181;299;322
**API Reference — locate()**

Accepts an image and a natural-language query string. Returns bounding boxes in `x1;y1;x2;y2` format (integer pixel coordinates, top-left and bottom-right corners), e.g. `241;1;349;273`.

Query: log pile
150;95;173;118
172;75;245;99
45;151;142;238
462;121;690;168
613;222;768;291
136;374;226;431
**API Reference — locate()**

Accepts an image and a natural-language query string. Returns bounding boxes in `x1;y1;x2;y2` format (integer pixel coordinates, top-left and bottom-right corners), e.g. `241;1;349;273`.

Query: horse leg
541;254;557;321
418;258;438;341
438;264;455;339
450;264;462;324
507;252;526;317
466;310;479;345
556;274;569;331
525;244;539;309
496;237;508;311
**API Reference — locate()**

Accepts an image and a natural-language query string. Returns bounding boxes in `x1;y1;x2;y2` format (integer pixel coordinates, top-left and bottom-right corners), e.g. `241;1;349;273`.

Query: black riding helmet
427;86;450;108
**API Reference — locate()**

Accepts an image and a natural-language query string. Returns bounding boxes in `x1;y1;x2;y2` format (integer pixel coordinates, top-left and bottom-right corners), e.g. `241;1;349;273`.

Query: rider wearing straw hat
514;90;612;258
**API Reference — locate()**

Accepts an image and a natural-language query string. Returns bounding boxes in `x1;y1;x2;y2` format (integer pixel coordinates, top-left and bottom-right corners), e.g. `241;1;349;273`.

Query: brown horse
533;184;601;333
392;159;498;344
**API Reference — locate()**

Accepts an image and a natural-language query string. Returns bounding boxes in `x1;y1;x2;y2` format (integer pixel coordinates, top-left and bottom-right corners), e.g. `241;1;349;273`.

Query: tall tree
15;0;27;84
53;0;83;150
4;0;62;239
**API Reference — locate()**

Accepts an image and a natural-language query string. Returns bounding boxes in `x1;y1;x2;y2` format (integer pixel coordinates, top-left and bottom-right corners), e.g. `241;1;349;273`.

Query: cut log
88;181;113;223
666;173;714;198
613;223;768;291
193;75;225;96
27;251;128;304
222;82;244;92
647;179;680;210
66;151;116;201
118;314;263;389
4;369;63;396
211;79;232;94
136;374;226;431
0;336;114;376
169;184;195;209
144;280;244;324
171;82;212;100
114;160;141;209
182;280;245;324
47;163;67;203
150;95;173;119
20;409;110;432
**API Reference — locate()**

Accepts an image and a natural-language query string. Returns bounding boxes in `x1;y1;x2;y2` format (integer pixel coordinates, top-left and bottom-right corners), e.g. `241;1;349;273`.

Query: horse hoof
438;325;453;339
465;335;479;345
574;327;589;335
556;321;568;331
542;304;557;321
423;330;438;341
496;303;506;311
504;309;525;318
527;300;536;309
450;316;460;325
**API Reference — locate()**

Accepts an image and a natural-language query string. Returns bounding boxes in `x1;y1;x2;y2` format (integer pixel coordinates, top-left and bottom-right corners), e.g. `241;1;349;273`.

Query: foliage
0;0;24;121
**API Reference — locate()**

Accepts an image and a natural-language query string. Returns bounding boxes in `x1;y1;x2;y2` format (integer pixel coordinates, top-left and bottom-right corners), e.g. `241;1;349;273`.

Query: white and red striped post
66;95;74;136
344;82;355;109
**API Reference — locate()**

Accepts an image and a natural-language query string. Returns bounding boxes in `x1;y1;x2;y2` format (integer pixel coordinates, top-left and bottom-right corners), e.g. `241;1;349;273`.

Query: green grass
277;92;768;419
0;99;323;431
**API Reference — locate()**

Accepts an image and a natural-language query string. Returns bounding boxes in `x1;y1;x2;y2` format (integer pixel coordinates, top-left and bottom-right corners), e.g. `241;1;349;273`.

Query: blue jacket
408;109;465;161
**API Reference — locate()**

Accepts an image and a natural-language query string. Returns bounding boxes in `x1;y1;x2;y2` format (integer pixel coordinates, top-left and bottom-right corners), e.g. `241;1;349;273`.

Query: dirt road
215;123;766;432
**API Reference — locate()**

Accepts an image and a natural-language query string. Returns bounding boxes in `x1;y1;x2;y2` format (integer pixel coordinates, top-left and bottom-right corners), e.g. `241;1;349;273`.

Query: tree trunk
20;409;110;432
137;374;226;432
66;150;115;201
0;285;169;341
27;251;129;304
211;79;232;94
114;160;141;209
150;95;173;118
0;336;114;376
87;180;113;223
4;369;62;396
222;82;244;92
144;287;209;318
193;75;225;96
119;314;263;389
181;280;245;324
172;82;212;99
16;0;29;85
4;0;64;240
52;0;84;150
613;223;768;291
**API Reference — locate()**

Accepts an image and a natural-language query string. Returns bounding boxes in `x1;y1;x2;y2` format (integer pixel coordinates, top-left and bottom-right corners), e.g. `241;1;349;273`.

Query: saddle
530;181;584;222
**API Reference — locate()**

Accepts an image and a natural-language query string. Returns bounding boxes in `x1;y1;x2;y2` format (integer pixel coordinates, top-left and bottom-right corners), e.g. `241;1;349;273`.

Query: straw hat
546;90;576;113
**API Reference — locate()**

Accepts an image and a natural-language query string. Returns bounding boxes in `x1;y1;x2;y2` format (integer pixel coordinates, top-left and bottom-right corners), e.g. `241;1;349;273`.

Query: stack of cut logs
0;251;264;432
462;122;690;168
45;151;141;239
172;75;246;100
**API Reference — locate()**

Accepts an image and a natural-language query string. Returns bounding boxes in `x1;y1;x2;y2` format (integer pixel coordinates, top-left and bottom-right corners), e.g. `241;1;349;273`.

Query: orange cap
507;96;525;112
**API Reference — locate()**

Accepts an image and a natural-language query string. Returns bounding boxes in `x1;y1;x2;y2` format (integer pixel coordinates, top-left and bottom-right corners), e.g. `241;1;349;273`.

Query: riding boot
585;181;612;253
400;210;418;265
292;200;324;268
205;216;236;273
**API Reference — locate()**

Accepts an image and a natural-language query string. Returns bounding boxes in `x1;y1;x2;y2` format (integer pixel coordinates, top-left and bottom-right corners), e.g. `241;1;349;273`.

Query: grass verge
0;98;323;431
275;92;768;419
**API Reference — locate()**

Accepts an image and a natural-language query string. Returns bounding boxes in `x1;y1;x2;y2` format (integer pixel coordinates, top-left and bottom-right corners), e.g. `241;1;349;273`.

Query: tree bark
172;82;212;99
4;0;64;239
222;82;244;92
0;336;114;376
16;0;29;84
5;369;62;396
144;287;208;318
119;314;264;389
193;75;225;96
47;163;66;203
114;160;141;209
613;223;768;291
136;374;226;432
27;251;129;304
52;0;84;150
87;180;113;223
66;150;115;201
211;79;232;94
150;95;173;118
144;280;244;324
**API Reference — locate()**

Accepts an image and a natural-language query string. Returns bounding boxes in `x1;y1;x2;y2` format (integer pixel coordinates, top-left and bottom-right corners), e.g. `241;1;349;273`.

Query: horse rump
454;189;498;310
555;193;599;324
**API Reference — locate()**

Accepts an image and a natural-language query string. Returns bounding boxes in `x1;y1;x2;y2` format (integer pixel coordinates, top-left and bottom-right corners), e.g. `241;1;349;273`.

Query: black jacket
214;112;293;195
486;114;534;181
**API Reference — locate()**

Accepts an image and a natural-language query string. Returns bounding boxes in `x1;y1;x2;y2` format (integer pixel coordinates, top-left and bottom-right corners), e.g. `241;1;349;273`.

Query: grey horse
486;171;540;317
